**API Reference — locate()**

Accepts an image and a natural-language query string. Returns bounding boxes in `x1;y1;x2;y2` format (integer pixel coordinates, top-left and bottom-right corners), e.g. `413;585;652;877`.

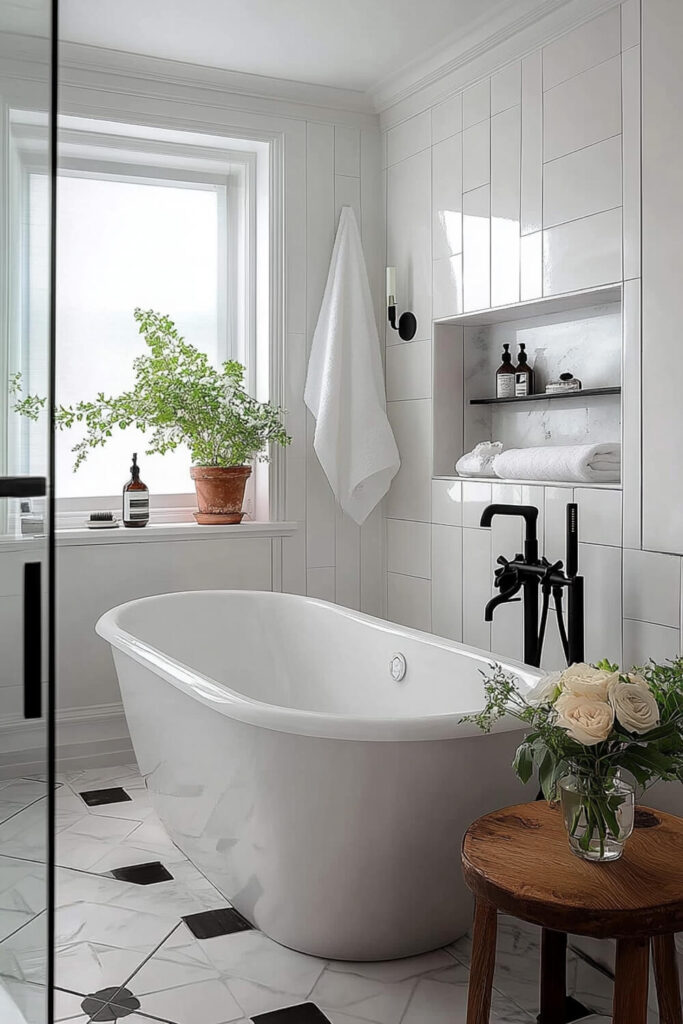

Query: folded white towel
456;441;504;478
304;206;400;525
492;443;621;484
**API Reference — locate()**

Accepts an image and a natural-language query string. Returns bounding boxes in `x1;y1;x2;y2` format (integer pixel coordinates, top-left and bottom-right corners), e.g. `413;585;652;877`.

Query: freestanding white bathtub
96;590;541;960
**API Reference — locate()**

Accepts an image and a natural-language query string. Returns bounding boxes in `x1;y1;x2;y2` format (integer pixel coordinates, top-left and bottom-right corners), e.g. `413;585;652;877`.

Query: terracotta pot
190;465;252;524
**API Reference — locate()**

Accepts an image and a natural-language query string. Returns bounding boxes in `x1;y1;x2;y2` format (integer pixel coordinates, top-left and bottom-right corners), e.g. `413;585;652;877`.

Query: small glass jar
559;769;635;862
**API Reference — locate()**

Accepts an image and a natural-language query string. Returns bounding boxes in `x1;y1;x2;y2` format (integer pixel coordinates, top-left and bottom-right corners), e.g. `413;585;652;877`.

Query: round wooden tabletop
462;802;683;938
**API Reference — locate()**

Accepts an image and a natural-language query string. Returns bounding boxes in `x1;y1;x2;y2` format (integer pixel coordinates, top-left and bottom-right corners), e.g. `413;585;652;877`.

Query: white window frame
10;118;267;527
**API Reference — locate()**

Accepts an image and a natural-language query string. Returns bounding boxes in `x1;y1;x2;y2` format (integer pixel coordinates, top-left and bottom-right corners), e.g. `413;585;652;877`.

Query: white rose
555;692;615;746
559;662;618;701
608;676;660;734
526;671;562;705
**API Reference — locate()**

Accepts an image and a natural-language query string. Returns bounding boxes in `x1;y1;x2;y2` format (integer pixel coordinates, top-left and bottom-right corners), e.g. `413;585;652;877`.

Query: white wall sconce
386;266;417;341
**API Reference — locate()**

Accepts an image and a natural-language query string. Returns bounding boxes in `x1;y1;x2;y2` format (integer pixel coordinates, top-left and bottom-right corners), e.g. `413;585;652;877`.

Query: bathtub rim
96;590;543;742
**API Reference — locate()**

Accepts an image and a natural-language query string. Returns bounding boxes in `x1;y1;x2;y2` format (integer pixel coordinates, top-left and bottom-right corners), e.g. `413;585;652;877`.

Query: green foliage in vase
10;309;291;469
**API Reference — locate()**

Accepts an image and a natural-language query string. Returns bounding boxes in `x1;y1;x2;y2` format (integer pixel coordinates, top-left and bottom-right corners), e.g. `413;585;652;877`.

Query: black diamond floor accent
252;1004;331;1023
109;861;173;885
81;987;140;1020
79;787;132;807
536;996;595;1023
182;906;253;939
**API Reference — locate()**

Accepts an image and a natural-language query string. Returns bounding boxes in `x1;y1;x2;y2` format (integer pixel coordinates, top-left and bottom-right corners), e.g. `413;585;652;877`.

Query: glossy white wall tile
623;619;681;668
385;399;432;522
491;105;521;307
623;550;681;628
431;525;463;641
545;486;575;562
543;57;621;162
432;479;462;526
622;44;641;280
543;135;622;229
386;149;431;343
307;566;336;602
622;279;641;549
521;51;543;235
621;0;641;51
491;61;521;115
361;505;385;617
334;125;360;177
574;487;622;547
387;572;431;632
542;7;620;92
386;518;432;578
386;340;431;401
463;79;490;128
431;92;463;144
462;480;492;528
543;208;622;295
432;254;463;319
462;527;491;650
386;111;431;166
335;506;360;609
462;120;490;193
463;184;490;311
520;231;542;300
579;542;622;665
335;173;361;226
432;133;462;260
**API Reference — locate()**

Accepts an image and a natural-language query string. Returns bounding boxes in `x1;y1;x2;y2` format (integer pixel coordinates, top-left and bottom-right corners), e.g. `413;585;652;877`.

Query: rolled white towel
456;441;504;478
492;443;621;484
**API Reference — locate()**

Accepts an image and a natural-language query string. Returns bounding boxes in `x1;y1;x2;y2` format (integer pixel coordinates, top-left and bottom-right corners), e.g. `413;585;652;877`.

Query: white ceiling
59;0;545;95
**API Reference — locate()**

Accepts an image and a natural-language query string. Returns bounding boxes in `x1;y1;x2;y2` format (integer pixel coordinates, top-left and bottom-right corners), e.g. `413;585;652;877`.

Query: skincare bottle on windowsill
515;343;534;397
122;453;150;528
496;344;515;398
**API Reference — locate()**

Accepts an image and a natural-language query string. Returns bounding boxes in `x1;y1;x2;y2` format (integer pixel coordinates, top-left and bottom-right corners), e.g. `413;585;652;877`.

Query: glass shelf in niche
469;386;621;406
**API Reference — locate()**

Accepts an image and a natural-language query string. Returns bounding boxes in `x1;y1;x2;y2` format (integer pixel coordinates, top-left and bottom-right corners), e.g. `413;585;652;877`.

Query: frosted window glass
55;175;219;498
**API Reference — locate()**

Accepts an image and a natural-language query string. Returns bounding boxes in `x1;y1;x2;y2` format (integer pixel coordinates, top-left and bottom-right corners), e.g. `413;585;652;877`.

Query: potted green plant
462;659;683;861
11;308;291;524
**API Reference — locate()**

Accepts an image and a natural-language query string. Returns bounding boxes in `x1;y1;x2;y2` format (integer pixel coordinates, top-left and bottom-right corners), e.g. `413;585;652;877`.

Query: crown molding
375;0;621;126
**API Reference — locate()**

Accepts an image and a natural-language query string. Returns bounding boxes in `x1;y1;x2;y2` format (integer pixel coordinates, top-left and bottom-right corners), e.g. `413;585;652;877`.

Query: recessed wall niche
433;285;623;483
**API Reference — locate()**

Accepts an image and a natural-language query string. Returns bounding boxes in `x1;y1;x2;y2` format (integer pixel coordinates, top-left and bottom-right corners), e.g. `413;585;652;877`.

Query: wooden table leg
613;937;649;1024
539;928;567;1024
653;934;683;1024
466;899;497;1024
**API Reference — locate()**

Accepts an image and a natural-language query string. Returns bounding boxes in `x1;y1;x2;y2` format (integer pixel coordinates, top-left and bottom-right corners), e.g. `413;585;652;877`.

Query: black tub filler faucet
479;502;584;669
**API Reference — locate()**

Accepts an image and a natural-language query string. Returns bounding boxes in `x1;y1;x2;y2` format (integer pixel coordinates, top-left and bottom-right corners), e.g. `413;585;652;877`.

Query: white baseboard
0;702;134;780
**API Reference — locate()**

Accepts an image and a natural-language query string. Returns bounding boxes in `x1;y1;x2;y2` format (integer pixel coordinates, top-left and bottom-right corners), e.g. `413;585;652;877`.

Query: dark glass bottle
122;453;150;528
515;343;534;397
496;343;516;398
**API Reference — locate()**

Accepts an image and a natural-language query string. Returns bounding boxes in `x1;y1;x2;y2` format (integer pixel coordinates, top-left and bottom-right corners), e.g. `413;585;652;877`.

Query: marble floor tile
197;928;327;997
308;966;415;1023
0;857;46;941
126;977;245;1023
0;780;49;825
401;973;533;1023
0;976;48;1024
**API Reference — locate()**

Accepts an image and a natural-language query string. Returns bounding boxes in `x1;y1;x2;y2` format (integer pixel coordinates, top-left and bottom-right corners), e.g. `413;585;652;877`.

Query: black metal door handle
24;562;42;719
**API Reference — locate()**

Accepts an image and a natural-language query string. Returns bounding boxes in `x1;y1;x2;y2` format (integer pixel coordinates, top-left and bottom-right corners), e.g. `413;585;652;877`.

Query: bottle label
515;373;529;396
497;374;515;398
124;490;149;522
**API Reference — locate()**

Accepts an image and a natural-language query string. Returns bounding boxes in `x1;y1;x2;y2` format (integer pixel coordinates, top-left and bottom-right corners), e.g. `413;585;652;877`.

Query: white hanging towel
304;206;400;525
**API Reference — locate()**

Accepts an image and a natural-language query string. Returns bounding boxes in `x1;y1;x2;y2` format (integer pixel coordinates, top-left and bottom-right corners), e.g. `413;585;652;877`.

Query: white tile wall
462;527;491;649
520;231;542;300
623;619;681;667
463;184;490;311
574;487;622;547
542;208;622;295
386;149;432;344
491;61;521;115
543;57;621;162
622;43;641;280
387;572;431;632
491;105;521;307
621;0;640;51
521;51;543;235
386;519;432;578
432;254;463;319
431;479;462;526
386;340;432;401
543;136;622;229
623;549;681;628
462;481;492;528
432;133;462;259
385;400;432;522
431;92;462;144
542;7;621;91
431;524;463;641
386;111;431;166
462;120;490;193
463;79;490;128
579;542;622;664
334;125;360;176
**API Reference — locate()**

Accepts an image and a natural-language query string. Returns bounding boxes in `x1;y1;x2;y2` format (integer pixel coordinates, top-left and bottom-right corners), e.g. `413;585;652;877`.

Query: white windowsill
0;521;297;553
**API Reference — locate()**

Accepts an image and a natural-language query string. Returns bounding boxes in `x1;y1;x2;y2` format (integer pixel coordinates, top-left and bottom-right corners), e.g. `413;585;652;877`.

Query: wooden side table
461;802;683;1024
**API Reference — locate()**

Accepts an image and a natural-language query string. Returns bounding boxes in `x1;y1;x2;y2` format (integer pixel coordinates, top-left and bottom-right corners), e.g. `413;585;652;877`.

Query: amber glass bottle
515;343;534;397
496;343;516;398
122;453;150;528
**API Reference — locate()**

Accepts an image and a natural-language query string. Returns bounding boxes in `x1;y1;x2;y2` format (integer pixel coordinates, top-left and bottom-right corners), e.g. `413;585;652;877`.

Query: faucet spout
484;584;521;621
480;504;539;562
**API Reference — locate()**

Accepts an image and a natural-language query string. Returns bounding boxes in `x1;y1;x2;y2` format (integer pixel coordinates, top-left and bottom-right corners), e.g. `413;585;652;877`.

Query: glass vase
559;770;635;862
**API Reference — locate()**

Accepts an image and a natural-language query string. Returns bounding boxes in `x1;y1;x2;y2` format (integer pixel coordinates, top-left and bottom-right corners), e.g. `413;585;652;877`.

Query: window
11;115;270;520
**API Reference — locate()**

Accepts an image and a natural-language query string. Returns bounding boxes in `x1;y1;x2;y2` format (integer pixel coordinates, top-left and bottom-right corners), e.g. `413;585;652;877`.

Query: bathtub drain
389;653;407;682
